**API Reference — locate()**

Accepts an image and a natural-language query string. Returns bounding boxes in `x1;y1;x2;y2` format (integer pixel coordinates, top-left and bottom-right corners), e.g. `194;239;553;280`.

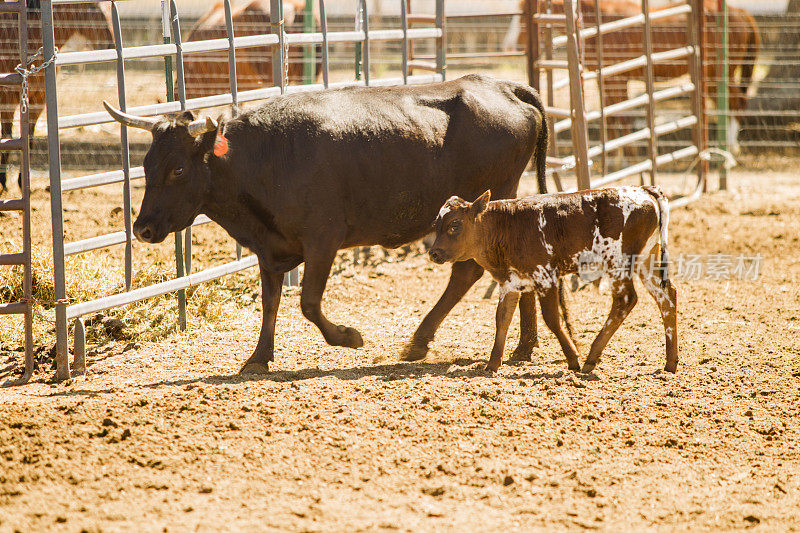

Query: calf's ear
471;190;491;217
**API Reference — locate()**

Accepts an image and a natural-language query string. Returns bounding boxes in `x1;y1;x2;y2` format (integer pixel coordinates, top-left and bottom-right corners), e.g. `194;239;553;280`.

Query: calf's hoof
239;361;270;374
484;362;500;373
580;362;596;373
508;347;534;363
664;362;677;373
399;342;428;362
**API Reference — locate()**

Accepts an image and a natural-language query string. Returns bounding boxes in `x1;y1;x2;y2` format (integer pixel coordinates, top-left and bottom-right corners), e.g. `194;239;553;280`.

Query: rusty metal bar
42;0;70;381
593;0;608;176
641;0;659;185
564;0;591;189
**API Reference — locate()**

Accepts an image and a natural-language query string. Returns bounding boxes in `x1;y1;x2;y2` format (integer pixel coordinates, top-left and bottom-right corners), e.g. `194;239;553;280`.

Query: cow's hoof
239;361;270;374
340;326;364;349
484;363;500;373
580;362;596;373
508;348;534;363
399;343;428;362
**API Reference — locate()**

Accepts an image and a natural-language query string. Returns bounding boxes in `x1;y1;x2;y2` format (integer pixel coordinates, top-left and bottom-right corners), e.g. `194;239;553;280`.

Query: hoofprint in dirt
1;169;799;531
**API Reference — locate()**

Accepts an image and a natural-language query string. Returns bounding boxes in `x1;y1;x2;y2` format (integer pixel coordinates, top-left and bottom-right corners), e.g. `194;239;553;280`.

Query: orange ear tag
213;131;229;157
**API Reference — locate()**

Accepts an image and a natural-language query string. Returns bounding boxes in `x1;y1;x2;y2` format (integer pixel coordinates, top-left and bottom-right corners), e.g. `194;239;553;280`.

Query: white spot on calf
538;210;554;255
617;186;658;224
573;226;625;282
438;204;451;220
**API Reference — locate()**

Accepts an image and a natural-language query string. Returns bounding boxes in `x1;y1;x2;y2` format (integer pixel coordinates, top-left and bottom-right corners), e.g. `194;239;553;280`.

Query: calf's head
428;190;491;264
103;101;218;244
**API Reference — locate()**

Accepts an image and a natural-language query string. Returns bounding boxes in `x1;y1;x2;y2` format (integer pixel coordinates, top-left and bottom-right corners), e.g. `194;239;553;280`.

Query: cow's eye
447;222;461;236
173;167;184;177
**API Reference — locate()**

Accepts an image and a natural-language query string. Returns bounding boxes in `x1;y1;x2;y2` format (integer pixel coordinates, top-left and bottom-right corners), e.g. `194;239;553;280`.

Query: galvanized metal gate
0;0;34;385
525;0;708;200
38;0;445;382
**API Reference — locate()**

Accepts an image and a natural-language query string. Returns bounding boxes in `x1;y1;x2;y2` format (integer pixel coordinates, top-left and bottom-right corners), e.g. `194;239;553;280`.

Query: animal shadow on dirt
137;357;588;391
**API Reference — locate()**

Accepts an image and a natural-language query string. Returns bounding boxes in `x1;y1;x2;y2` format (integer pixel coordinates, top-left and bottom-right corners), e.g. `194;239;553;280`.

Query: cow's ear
471;190;491;217
178;110;195;123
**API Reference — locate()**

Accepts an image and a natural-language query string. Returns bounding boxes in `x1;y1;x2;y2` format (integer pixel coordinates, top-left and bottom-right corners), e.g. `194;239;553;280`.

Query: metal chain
15;46;58;114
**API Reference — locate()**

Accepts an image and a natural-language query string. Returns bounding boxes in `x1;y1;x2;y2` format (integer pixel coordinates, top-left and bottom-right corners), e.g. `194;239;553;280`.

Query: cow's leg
487;290;520;372
539;288;581;371
581;279;638;373
301;246;364;349
638;251;679;373
240;264;284;374
400;259;484;361
510;291;538;362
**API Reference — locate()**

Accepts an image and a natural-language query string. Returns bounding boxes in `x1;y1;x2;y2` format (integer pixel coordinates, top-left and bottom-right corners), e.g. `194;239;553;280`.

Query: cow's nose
429;248;446;264
134;224;153;243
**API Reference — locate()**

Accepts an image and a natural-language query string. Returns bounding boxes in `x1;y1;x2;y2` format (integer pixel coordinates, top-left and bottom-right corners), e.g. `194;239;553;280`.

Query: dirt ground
1;168;799;531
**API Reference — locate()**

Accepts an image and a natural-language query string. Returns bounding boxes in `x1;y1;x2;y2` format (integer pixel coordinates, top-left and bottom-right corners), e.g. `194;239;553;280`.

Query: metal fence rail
41;0;445;381
525;0;706;196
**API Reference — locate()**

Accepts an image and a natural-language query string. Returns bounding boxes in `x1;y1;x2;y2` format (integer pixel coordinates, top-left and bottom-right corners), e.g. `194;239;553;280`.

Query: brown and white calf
428;186;677;373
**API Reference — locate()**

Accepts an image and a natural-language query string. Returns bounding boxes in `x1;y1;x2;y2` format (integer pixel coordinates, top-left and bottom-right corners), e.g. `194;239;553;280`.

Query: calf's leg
581;279;638;373
240;263;284;374
301;246;364;349
539;288;581;371
638;251;679;372
401;259;484;361
487;291;520;372
510;292;538;361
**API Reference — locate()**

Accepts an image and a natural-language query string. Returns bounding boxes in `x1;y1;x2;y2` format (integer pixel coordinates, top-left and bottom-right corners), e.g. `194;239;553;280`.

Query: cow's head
428;190;491;264
103;101;218;244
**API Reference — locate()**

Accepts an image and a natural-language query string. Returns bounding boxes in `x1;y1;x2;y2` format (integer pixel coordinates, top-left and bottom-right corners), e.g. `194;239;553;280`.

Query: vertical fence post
593;0;607;177
435;0;445;80
400;0;408;83
355;1;363;80
162;1;187;331
564;0;591;190
42;0;70;380
303;0;315;84
320;0;329;88
524;0;538;90
361;0;370;85
271;0;286;93
222;0;243;261
689;0;707;188
18;0;34;382
641;0;658;185
716;0;729;189
111;2;133;293
167;0;193;277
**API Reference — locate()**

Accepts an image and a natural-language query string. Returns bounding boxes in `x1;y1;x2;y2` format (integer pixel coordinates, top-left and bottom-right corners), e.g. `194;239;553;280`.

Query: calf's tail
643;186;670;288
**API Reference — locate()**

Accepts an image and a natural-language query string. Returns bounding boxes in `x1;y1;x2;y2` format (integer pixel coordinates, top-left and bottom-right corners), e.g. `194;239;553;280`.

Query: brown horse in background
507;0;760;150
184;0;321;101
0;0;113;191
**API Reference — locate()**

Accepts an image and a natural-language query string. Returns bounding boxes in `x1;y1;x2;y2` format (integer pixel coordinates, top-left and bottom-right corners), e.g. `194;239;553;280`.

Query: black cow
103;74;549;373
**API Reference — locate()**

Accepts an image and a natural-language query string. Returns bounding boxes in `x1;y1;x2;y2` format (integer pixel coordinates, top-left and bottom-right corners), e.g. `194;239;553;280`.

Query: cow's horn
187;116;218;137
102;100;157;131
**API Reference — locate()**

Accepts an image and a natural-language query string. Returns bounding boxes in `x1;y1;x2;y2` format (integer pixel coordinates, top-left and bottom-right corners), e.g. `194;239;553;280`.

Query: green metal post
303;0;315;83
355;1;363;80
716;0;729;189
162;1;187;330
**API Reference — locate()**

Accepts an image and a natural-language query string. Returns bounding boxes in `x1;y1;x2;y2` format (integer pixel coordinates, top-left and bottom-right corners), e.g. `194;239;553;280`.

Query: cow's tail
532;93;549;195
513;84;549;194
643;186;670;288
